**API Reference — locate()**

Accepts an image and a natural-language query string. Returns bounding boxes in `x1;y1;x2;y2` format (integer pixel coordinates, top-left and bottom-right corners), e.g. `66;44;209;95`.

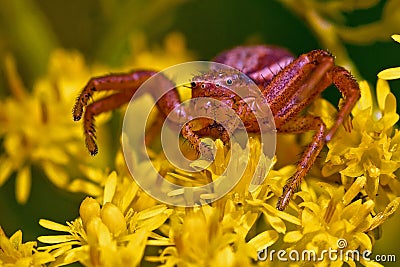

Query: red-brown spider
73;45;360;210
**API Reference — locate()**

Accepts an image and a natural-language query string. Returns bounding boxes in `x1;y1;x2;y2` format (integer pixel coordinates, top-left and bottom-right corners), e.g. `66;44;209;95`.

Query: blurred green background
0;0;400;266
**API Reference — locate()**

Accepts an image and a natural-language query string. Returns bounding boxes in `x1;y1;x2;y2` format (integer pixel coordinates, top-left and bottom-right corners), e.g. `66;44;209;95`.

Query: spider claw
72;107;83;121
72;101;84;121
90;147;98;156
73;115;81;121
85;135;98;156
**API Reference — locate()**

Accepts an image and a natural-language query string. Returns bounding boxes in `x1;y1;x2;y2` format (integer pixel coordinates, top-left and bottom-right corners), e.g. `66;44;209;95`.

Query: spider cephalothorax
73;45;360;210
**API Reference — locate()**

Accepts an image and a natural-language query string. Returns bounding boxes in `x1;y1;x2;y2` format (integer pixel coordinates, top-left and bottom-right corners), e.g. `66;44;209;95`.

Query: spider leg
264;50;334;126
73;70;157;121
83;91;133;155
195;120;231;144
73;70;183;155
181;118;216;160
260;50;359;210
325;66;360;141
276;115;326;211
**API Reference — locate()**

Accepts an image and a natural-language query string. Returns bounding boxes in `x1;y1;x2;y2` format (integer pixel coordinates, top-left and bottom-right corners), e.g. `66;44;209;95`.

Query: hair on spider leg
180;136;190;146
276;61;287;72
266;65;278;77
324;49;334;58
72;101;83;121
87;93;95;105
180;136;200;152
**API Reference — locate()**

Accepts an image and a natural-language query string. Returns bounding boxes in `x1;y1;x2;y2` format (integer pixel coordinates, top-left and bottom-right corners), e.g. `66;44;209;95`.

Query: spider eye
226;78;233;85
190;81;197;88
201;84;206;89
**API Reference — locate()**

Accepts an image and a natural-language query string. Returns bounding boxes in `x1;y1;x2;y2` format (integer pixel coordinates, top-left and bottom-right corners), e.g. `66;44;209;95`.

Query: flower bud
80;197;101;229
100;202;127;236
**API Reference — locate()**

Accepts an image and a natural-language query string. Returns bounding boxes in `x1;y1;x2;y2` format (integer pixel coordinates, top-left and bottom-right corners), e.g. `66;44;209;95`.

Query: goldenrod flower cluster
1;5;400;266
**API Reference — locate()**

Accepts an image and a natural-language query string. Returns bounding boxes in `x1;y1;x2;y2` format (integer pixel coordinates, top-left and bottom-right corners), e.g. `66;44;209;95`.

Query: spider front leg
181;118;220;160
276;115;326;211
73;71;157;121
81;90;136;155
73;70;182;155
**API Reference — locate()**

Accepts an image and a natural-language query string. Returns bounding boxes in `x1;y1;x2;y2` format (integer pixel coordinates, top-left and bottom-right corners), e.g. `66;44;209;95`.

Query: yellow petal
384;92;397;115
261;203;301;225
78;165;105;183
68;179;103;196
343;176;366;206
37;241;77;252
248;230;279;251
365;175;379;199
376;78;390;111
354;232;372;251
392;34;400;43
124;229;149;264
283;230;303;243
136;205;168;220
263;212;286;234
136;209;172;231
120;181;139;214
353;81;372;115
9;230;23;247
4;132;23;158
103;171;117;204
309;98;337;128
39;219;71;232
31;147;69;165
31;251;55;265
15;166;31;204
377;67;400;80
42;161;69;187
38;235;76;244
96;220;114;248
0;157;14;187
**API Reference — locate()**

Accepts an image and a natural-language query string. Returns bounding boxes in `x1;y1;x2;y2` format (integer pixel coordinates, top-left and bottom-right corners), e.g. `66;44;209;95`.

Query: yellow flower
321;79;400;206
151;205;255;267
143;136;304;266
0;31;194;203
0;51;109;203
38;171;173;267
0;227;54;266
159;137;277;203
125;31;195;71
282;177;399;267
